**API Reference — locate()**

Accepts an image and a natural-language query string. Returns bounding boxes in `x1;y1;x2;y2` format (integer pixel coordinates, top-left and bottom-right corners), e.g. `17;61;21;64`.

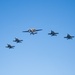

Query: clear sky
0;0;75;75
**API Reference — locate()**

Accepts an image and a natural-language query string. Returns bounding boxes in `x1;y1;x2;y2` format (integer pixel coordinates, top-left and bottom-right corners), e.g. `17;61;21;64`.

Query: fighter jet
48;30;59;36
22;28;42;35
13;38;23;43
64;34;74;39
6;44;15;49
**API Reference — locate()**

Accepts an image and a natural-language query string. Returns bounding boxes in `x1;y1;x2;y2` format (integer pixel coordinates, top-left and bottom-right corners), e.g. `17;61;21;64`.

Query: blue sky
0;0;75;75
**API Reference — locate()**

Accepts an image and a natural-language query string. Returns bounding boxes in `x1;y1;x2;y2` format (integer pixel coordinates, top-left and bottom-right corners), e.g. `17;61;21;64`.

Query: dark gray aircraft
13;38;23;43
6;44;15;49
64;34;74;39
48;30;59;36
22;28;42;35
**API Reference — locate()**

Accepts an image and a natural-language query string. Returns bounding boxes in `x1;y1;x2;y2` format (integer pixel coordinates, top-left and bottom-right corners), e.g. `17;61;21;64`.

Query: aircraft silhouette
6;44;15;49
64;34;74;39
48;30;59;36
22;28;42;35
13;38;23;43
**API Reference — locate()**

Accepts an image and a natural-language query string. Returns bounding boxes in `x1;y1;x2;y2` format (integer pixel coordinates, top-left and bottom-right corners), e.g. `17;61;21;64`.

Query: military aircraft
64;34;74;39
6;44;15;49
13;38;23;43
48;30;59;36
22;28;42;35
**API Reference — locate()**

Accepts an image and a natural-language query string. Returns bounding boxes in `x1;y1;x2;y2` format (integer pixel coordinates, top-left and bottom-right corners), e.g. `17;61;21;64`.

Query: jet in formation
6;44;15;49
64;34;74;40
22;28;42;35
48;30;59;36
13;38;23;43
5;29;75;49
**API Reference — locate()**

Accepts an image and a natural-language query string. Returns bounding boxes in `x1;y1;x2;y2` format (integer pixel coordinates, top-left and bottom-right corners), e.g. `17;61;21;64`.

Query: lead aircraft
22;28;42;35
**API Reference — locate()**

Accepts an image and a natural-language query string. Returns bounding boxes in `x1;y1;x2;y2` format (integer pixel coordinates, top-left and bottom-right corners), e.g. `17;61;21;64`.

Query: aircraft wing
64;36;67;38
55;33;59;34
7;44;9;45
72;36;74;37
22;30;29;32
12;46;15;47
36;29;42;31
